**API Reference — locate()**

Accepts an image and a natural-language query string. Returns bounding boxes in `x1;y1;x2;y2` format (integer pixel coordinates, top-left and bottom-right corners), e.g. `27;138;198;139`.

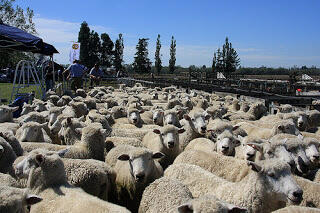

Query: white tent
301;74;313;81
217;72;226;79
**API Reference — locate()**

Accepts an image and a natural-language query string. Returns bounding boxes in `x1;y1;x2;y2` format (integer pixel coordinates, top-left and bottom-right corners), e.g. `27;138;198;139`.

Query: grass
0;82;43;105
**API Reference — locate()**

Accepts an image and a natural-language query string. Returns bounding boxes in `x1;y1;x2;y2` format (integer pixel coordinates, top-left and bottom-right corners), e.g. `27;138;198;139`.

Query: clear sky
16;0;320;68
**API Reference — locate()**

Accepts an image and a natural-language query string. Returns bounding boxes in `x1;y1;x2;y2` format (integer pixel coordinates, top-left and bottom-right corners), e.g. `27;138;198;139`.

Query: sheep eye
268;172;275;178
267;151;272;155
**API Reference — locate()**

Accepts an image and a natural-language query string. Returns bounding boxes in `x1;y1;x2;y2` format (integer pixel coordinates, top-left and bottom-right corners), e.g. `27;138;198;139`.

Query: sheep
111;146;164;212
165;161;303;213
225;102;267;121
110;127;152;141
235;136;265;161
186;130;240;156
14;149;131;213
83;97;97;110
114;107;145;128
237;119;301;140
142;125;185;168
273;206;320;212
20;142;67;153
47;94;60;105
0;132;23;156
105;144;136;167
15;122;52;143
48;106;65;127
0;186;43;213
20;103;36;115
18;112;47;126
68;101;89;118
0;122;20;135
166;98;183;110
109;106;127;119
59;117;86;145
139;177;247;213
179;109;210;150
62;125;108;161
307;110;320;129
32;99;48;112
75;88;87;98
85;110;111;130
163;109;181;127
302;137;320;167
294;175;320;208
0;105;19;123
278;104;294;113
0;137;17;176
0;172;23;188
56;95;73;106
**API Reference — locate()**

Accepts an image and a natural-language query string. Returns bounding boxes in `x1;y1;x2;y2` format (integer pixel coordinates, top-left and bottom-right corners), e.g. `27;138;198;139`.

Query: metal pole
52;56;55;90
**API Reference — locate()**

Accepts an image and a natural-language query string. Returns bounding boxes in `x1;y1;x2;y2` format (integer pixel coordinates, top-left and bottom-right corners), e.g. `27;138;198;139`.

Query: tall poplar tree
100;33;114;68
154;34;162;75
78;21;91;66
169;36;176;73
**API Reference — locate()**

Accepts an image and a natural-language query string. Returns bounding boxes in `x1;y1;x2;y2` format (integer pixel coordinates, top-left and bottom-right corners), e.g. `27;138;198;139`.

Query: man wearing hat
63;60;87;92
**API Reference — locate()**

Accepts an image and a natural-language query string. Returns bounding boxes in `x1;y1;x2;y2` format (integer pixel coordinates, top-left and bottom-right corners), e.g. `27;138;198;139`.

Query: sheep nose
135;173;145;182
246;153;255;160
314;155;319;160
201;126;206;131
15;168;22;178
293;189;303;200
153;118;157;122
133;118;138;122
168;121;173;124
168;141;174;148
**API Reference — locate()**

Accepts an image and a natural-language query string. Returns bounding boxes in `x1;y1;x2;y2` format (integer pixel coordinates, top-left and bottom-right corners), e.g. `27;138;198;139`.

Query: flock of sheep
0;82;320;213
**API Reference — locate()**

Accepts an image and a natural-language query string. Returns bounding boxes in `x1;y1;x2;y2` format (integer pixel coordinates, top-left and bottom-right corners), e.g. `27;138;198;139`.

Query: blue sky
17;0;320;67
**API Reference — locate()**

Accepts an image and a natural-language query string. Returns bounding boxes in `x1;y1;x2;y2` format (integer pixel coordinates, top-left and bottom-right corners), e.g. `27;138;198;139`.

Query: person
89;63;103;87
44;61;54;91
63;60;86;92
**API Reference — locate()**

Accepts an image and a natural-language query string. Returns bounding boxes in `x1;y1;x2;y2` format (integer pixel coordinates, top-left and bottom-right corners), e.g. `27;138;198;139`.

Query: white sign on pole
69;42;80;63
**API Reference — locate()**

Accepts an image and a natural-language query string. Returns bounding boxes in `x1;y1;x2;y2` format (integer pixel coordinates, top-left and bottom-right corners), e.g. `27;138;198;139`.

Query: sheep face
304;142;320;164
34;102;47;112
21;103;36;116
163;112;179;126
184;113;210;135
152;110;164;125
48;107;64;127
153;126;185;149
216;131;240;156
18;123;47;142
273;121;300;136
242;144;258;161
151;93;158;100
0;186;42;213
248;160;303;205
286;140;311;174
261;142;295;168
118;151;164;183
296;114;308;131
0;106;19;123
19;113;46;126
128;110;143;125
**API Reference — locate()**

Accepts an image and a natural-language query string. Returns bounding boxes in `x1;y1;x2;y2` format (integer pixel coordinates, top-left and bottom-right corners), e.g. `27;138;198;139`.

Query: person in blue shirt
63;60;87;92
89;63;103;87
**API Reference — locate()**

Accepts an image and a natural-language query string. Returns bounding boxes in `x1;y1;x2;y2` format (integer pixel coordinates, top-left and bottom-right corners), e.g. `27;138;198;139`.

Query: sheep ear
25;194;43;205
153;129;161;134
247;143;263;153
277;125;283;131
232;125;240;131
184;114;191;121
0;145;4;153
19;122;24;127
35;154;44;165
177;203;193;213
152;152;165;159
118;154;130;161
0;132;3;138
297;134;304;140
247;161;262;173
178;128;185;134
204;114;211;120
10;106;19;112
67;117;72;124
57;148;69;157
234;139;241;147
139;110;145;114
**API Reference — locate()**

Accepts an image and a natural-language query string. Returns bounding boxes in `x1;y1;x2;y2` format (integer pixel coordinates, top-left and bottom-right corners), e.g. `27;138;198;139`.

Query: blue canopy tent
0;23;59;109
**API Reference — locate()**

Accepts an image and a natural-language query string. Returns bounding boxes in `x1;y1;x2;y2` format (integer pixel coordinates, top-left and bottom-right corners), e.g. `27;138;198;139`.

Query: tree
169;36;176;73
211;52;216;72
154;34;162;75
87;30;101;68
114;33;124;72
100;33;114;68
78;21;91;66
133;38;151;73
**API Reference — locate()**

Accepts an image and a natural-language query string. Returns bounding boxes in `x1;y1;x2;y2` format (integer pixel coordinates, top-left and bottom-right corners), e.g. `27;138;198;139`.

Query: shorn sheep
14;149;131;213
165;161;303;213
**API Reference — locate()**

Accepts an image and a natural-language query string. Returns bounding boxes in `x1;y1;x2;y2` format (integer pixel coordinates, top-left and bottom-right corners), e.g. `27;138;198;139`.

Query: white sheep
165;161;303;213
111;146;164;212
294;175;320;208
15;122;51;143
58;117;86;145
0;105;19;123
0;132;23;156
14;149;130;213
142;125;185;168
273;206;320;213
0;137;17;176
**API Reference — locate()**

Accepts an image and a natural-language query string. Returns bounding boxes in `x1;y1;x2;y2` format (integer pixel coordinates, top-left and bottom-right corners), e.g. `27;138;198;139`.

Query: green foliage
78;21;91;66
154;34;162;75
114;33;124;71
100;33;114;68
169;36;176;73
87;30;101;68
212;37;240;77
133;38;151;73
